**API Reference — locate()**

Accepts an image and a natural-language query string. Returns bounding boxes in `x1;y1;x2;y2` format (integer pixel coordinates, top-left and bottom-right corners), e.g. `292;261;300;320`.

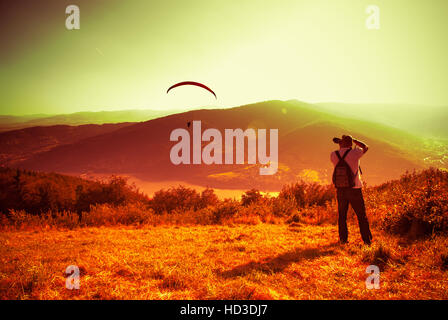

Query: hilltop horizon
3;98;448;117
2;98;448;138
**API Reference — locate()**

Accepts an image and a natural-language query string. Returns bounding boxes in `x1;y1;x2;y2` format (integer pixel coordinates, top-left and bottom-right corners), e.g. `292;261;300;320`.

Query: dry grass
1;223;448;300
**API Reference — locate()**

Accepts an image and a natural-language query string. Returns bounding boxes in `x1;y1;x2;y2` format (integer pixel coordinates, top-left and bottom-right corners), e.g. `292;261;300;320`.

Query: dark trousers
337;188;372;244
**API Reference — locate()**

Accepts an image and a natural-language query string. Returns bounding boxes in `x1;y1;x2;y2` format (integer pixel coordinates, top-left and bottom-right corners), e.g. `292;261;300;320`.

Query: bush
271;196;297;217
8;209;80;229
295;204;337;225
199;188;219;208
376;168;448;238
212;199;241;223
83;203;154;226
361;242;392;268
241;189;264;206
149;186;218;214
279;181;334;208
0;168;148;215
75;176;145;213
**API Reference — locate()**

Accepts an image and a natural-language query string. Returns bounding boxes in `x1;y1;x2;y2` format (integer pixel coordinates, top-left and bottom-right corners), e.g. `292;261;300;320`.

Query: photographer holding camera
330;135;372;246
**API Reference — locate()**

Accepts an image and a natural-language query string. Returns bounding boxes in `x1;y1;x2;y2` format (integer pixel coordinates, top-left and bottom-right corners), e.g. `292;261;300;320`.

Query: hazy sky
1;0;447;115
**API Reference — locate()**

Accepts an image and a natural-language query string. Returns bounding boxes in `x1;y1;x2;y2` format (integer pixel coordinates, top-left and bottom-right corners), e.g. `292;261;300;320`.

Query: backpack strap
335;149;361;186
337;149;358;177
336;149;351;160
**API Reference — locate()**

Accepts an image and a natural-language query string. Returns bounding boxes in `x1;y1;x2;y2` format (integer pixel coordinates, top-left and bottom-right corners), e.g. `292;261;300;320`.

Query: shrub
361;242;392;268
199;188;219;208
241;189;264;206
83;203;154;226
441;254;448;271
279;181;334;208
75;176;145;213
377;168;448;237
296;203;337;225
212;199;241;223
7;209;80;229
0;168;148;215
149;185;218;214
8;209;40;229
236;202;280;224
271;196;297;217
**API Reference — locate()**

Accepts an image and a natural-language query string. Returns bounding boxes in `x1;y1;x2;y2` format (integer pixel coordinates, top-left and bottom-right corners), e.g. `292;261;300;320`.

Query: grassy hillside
1;223;448;300
1;168;447;299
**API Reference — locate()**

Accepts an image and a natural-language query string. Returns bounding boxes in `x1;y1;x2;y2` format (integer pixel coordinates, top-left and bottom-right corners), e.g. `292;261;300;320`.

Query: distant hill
0;123;133;166
0;109;181;132
8;100;442;191
315;102;448;139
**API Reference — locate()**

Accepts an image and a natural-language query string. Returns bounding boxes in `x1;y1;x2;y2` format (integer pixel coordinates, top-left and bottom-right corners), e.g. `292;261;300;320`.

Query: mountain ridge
0;109;182;132
4;100;437;191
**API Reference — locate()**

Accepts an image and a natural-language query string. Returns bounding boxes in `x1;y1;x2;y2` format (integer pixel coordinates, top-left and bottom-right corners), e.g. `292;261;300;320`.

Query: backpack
332;149;357;188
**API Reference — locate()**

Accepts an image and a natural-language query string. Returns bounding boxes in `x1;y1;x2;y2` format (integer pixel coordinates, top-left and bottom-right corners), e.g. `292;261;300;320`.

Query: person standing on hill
330;135;372;245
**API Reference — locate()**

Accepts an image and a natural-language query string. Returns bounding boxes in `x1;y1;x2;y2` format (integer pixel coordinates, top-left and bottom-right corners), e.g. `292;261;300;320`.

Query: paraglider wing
166;81;217;99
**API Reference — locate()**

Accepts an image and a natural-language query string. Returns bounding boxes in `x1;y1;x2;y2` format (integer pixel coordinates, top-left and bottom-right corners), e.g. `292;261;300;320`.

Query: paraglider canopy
167;81;217;99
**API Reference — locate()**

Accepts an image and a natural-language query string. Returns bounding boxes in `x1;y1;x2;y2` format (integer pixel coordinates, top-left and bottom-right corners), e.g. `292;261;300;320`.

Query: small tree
241;189;263;206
